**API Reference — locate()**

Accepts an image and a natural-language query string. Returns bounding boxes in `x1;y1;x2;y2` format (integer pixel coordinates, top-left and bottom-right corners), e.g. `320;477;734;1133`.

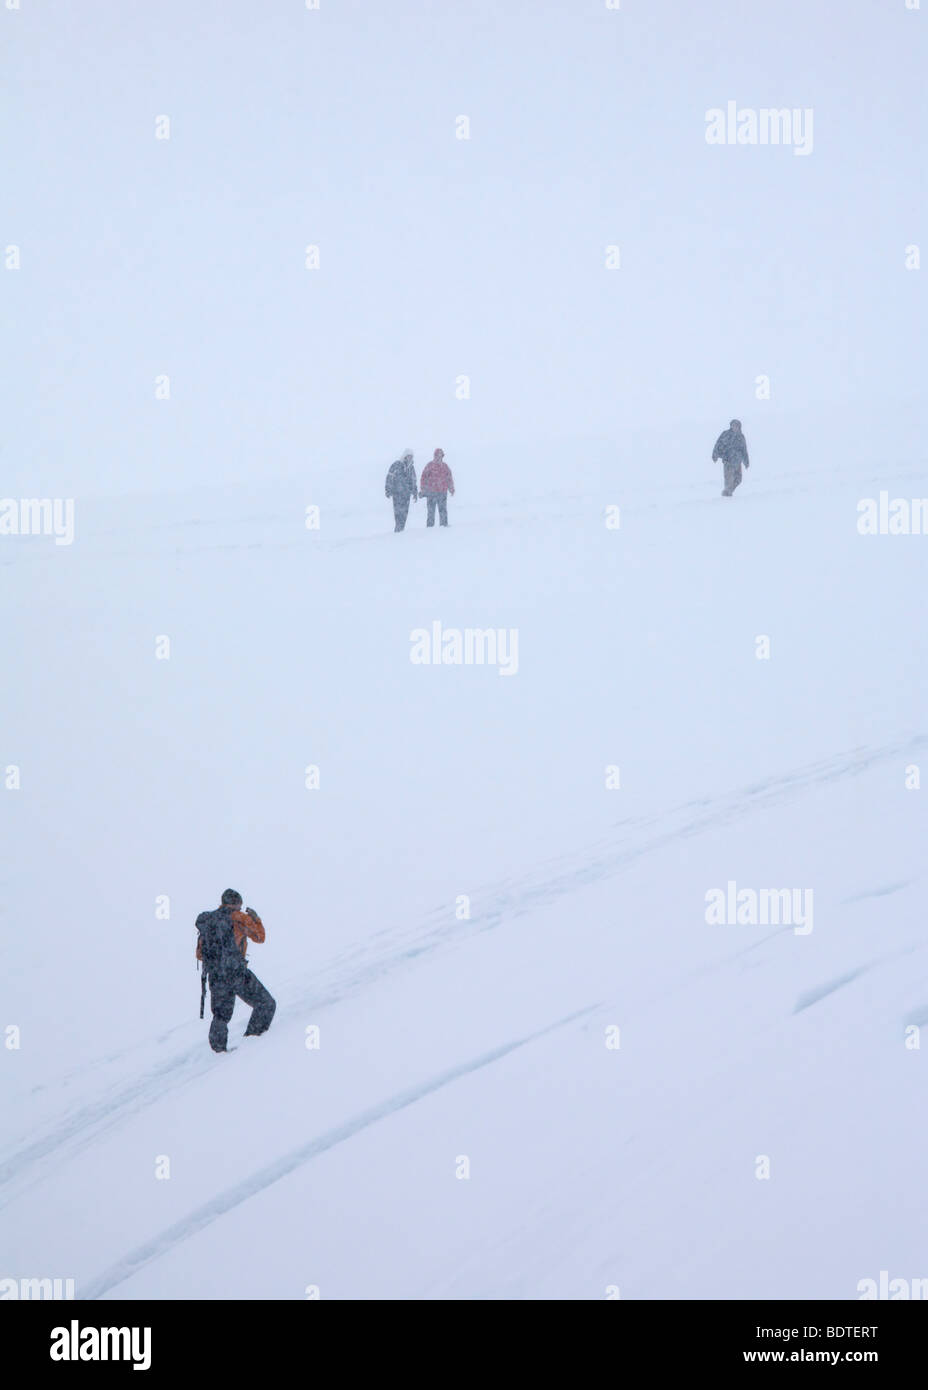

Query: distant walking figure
420;448;455;527
385;450;418;532
712;419;750;497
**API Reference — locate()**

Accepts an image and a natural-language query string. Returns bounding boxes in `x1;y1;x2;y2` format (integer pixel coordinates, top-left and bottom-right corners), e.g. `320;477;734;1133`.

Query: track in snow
1;735;922;1212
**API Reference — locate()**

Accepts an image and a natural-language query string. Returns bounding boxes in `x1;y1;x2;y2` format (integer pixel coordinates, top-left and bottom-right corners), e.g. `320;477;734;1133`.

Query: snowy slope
3;442;927;1300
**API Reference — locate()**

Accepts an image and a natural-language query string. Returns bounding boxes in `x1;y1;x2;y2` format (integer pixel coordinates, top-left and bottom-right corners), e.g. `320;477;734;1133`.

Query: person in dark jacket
385;450;418;531
196;889;276;1053
712;419;750;496
419;448;455;527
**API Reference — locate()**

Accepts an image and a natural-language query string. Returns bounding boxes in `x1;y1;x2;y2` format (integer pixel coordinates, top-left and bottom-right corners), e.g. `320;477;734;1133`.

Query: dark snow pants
208;967;276;1052
722;459;743;495
425;492;448;526
392;495;412;531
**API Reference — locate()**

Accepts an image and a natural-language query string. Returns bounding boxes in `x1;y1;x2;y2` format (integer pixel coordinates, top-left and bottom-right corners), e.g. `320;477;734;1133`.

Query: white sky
4;0;926;495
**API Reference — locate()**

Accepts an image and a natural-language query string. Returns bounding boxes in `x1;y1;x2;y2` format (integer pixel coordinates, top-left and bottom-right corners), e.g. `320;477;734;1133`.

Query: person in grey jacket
712;419;750;497
385;450;418;531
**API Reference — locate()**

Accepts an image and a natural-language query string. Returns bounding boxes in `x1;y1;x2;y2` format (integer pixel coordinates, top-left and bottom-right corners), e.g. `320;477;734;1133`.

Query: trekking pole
199;966;207;1020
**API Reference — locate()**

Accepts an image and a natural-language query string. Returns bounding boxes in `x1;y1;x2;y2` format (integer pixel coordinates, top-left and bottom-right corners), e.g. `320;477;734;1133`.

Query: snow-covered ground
3;442;927;1299
4;0;927;1305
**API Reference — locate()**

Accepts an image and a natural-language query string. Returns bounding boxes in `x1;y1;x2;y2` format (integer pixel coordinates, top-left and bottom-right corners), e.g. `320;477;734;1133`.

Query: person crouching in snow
419;448;454;527
385;450;418;532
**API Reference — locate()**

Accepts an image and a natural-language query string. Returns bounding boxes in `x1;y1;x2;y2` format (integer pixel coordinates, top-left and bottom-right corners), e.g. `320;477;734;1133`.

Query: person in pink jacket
419;448;455;527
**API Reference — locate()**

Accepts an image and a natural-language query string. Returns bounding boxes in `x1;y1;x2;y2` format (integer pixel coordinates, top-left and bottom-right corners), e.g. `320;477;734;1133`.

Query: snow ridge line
323;735;927;963
79;1003;598;1300
1;735;922;1210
